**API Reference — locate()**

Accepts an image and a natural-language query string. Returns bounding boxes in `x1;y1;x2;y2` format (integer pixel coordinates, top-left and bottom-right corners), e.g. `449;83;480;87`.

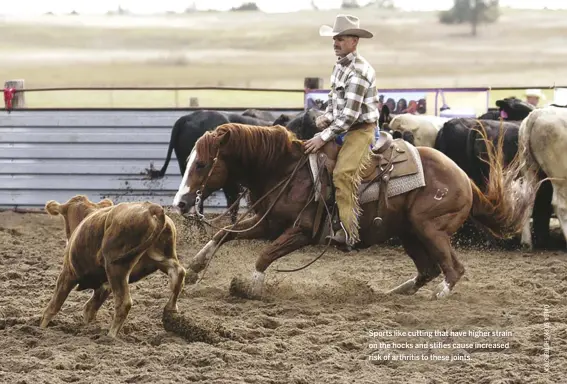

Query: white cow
516;106;567;249
387;114;450;148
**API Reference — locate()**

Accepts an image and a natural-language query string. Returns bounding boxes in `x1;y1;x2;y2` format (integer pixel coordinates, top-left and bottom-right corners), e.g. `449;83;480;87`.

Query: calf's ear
45;200;63;216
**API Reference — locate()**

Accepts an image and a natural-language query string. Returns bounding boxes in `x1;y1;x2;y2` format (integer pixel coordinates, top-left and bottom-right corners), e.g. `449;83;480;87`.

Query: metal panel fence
0;108;301;210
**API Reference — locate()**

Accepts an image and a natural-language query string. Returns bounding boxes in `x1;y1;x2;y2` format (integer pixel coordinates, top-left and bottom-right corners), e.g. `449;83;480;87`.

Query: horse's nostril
177;201;186;209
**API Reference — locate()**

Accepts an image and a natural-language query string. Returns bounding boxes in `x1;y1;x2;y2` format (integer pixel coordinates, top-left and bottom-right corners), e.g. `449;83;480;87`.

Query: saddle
309;131;421;238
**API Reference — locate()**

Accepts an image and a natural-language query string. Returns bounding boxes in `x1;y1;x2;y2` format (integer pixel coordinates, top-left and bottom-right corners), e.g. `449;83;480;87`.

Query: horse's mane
195;123;303;172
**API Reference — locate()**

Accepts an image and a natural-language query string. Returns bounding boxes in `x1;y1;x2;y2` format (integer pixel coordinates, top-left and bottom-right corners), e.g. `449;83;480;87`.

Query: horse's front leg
186;214;268;283
229;226;311;300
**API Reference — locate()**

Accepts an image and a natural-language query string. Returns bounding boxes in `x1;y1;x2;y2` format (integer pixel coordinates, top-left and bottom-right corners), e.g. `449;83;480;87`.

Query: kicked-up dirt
0;209;566;384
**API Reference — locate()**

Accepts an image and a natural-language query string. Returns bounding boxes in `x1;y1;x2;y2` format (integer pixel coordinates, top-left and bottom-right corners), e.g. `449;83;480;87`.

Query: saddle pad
308;142;426;204
359;142;426;205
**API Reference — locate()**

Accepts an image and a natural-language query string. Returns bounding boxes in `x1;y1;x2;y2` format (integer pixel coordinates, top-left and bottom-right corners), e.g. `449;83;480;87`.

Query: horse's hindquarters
358;147;473;245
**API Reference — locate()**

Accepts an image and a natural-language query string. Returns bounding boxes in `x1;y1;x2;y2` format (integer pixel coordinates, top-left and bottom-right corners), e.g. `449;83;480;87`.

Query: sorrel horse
173;123;534;300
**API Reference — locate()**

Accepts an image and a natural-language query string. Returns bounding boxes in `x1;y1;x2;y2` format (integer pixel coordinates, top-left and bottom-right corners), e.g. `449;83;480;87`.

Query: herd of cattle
147;98;566;251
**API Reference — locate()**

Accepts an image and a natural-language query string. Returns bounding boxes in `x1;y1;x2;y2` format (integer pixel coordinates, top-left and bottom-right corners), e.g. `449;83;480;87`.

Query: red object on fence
3;87;16;111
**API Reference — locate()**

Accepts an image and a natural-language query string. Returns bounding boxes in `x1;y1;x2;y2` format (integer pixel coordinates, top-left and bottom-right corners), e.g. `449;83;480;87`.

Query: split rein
183;149;335;274
187;149;309;234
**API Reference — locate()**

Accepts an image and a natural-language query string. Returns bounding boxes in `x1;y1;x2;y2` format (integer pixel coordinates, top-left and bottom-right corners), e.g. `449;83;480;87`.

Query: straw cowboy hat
525;88;546;100
319;14;373;38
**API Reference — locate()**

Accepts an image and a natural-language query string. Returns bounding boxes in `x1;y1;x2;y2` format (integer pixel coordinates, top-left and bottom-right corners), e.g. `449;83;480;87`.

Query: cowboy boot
326;221;354;251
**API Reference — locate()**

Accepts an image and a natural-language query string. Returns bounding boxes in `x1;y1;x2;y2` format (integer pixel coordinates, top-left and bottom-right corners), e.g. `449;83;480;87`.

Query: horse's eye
195;161;205;169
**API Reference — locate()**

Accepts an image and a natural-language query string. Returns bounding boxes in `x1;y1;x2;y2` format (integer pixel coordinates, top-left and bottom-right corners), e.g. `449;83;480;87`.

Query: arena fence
0;108;301;211
1;82;564;212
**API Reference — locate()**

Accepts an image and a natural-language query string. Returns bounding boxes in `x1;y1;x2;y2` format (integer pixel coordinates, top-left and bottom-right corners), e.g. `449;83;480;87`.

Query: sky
1;0;566;15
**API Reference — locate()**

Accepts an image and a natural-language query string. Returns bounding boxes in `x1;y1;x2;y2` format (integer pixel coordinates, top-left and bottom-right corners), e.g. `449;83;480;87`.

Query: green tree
341;0;360;9
231;2;260;11
439;0;499;36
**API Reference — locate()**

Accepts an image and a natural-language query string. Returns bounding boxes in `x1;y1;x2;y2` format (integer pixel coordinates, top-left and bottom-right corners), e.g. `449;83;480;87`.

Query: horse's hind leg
387;233;441;295
418;225;464;299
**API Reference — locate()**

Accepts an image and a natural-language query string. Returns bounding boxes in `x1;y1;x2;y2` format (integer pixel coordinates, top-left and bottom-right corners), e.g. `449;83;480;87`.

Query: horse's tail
468;119;538;239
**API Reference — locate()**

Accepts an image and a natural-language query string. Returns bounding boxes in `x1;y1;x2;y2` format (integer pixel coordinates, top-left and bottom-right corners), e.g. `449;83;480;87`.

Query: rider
304;14;379;248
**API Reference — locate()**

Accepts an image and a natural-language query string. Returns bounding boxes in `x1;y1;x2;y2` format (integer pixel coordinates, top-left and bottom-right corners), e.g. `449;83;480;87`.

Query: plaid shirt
320;51;379;142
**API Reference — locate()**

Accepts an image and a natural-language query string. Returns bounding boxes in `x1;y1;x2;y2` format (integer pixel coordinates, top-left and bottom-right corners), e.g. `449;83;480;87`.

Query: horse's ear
214;126;231;147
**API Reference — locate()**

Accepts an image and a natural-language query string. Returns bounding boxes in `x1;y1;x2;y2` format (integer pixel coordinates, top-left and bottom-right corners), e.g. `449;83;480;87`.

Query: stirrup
326;222;355;250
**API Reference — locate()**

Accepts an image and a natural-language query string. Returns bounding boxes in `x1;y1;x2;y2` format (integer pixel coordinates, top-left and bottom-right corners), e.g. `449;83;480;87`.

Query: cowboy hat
319;14;373;39
525;88;546;100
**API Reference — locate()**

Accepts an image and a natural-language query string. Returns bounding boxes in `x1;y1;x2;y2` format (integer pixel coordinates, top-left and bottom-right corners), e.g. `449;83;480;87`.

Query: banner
378;91;427;114
304;90;329;110
304;90;428;114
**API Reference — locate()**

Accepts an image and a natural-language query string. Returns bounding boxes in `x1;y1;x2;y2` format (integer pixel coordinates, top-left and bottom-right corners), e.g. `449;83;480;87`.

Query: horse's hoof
520;242;533;252
432;280;452;300
386;278;417;295
184;269;200;285
229;276;262;300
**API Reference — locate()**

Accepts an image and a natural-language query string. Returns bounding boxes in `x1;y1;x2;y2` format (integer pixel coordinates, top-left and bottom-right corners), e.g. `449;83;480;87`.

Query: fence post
189;97;199;107
304;77;323;90
4;79;26;109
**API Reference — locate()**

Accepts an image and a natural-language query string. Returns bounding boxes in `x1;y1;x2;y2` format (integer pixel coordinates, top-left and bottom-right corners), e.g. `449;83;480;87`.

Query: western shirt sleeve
320;73;370;142
323;90;333;121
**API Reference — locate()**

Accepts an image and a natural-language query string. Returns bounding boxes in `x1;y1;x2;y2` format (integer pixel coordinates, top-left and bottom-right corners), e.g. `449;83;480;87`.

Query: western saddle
310;130;420;238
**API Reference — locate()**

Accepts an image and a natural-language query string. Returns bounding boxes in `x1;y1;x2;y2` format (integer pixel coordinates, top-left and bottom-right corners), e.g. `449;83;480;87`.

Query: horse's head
172;123;300;215
172;127;230;215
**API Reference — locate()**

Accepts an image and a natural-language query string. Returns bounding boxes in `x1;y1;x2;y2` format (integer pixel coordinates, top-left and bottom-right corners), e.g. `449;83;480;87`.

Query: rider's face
333;35;358;58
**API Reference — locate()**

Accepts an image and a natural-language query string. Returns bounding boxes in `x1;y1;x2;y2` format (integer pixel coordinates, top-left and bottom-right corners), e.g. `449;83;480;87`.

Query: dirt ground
1;209;566;384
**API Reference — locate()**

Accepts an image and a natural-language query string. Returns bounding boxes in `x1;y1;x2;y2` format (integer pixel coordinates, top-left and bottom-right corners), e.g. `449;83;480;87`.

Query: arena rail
3;78;565;111
1;80;564;212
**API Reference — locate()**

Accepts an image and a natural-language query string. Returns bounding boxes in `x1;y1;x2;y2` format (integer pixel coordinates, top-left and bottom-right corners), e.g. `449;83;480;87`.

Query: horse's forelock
194;131;218;162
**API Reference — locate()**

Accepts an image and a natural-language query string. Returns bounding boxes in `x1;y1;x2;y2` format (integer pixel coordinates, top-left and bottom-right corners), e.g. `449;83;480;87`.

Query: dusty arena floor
1;210;566;383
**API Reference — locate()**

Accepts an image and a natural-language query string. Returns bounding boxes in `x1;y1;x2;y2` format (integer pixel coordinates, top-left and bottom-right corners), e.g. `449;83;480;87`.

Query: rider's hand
316;115;331;130
304;135;327;154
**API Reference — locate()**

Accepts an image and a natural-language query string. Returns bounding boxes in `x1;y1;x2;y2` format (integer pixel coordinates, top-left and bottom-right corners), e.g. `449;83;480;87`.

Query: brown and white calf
40;195;186;338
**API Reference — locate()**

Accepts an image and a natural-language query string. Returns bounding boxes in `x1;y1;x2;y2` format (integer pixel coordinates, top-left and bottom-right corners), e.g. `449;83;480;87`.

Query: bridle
194;147;220;218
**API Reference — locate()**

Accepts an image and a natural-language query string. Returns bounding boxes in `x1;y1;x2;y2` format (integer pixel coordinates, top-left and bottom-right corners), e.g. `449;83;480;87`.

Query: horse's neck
234;150;306;203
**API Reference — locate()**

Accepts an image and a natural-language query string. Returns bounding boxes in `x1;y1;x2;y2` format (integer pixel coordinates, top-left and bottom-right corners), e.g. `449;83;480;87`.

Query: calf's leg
40;267;77;328
154;257;186;312
105;262;135;338
83;283;111;324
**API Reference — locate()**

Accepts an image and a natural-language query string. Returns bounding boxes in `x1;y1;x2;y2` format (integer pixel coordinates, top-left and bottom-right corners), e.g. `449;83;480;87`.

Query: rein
190;152;310;234
185;142;354;278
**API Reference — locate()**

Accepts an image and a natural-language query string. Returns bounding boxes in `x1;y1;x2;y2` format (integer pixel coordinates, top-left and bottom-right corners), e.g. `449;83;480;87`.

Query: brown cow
40;195;186;338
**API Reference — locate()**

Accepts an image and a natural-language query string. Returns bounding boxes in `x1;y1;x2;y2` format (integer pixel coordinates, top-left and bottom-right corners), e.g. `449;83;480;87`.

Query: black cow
434;118;519;190
242;108;277;122
433;118;522;247
147;110;273;222
478;97;535;121
282;108;324;139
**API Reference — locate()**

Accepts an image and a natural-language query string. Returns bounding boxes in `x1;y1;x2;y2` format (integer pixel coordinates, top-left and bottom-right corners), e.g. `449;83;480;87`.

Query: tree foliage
439;0;500;35
231;2;260;11
341;0;360;9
